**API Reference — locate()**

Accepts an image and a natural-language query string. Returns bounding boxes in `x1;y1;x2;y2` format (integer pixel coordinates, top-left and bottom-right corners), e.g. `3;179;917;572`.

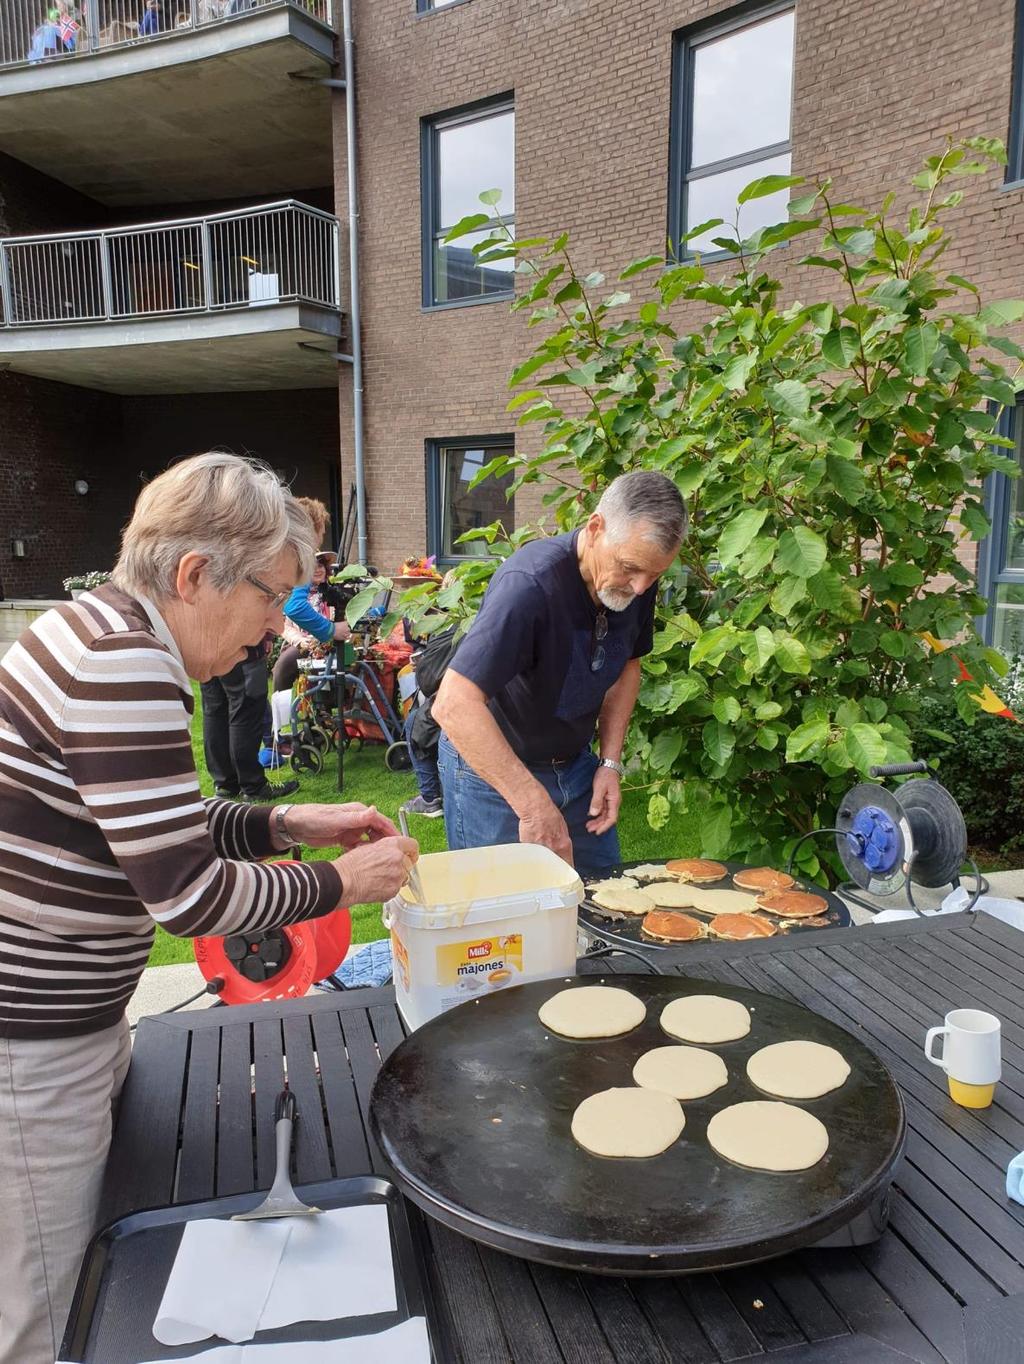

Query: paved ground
128;869;1024;1029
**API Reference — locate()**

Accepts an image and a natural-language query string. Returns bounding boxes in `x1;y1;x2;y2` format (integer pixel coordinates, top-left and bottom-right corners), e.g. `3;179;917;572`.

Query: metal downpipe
342;0;368;563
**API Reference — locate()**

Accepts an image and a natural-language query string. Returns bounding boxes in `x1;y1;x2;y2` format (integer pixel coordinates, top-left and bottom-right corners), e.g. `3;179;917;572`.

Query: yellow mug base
948;1077;996;1108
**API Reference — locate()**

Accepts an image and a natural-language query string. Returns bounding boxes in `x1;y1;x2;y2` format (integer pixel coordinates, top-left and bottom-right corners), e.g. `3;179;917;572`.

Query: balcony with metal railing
0;0;336;206
0;201;344;392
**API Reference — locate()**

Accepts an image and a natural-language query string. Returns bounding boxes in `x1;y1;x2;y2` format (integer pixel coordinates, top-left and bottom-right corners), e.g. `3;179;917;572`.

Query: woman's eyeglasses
590;610;609;672
246;574;291;610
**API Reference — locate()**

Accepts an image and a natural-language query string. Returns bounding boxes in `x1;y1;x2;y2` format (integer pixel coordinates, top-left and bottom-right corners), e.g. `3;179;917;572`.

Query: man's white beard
598;587;636;612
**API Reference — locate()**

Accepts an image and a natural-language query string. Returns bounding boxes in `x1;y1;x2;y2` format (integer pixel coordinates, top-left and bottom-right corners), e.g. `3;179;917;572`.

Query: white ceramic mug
924;1009;1001;1108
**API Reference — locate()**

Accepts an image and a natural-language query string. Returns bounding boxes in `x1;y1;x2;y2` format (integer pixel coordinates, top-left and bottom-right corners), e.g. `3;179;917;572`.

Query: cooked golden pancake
641;910;704;942
756;889;829;918
732;866;795;892
665;858;726;883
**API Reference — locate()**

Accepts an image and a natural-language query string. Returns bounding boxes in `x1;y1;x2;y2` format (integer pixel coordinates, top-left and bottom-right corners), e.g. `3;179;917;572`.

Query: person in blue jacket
139;0;163;35
273;550;350;693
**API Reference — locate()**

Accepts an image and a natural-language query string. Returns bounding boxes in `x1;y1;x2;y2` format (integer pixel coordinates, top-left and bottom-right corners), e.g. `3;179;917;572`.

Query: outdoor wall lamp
74;480;89;496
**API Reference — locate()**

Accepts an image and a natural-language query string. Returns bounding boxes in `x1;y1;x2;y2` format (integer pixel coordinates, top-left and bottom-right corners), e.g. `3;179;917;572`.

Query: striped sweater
0;585;342;1039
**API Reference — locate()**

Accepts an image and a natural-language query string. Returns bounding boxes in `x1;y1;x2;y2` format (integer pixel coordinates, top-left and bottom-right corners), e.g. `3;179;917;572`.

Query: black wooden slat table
99;913;1024;1364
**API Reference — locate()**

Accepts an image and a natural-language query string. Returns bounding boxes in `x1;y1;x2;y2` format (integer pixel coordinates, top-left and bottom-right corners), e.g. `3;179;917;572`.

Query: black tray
60;1176;433;1363
579;858;851;950
371;975;905;1276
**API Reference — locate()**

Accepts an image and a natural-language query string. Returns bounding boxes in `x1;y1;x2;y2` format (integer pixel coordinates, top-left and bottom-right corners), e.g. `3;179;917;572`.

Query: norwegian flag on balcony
59;14;79;45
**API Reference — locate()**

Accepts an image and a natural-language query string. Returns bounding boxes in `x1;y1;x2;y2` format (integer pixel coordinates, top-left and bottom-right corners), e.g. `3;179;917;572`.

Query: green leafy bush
405;140;1021;881
910;690;1024;858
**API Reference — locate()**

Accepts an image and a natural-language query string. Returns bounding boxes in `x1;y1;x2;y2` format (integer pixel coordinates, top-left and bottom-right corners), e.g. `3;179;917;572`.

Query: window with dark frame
669;2;795;257
1009;1;1024;182
422;98;515;308
418;0;462;10
980;405;1024;655
426;438;515;562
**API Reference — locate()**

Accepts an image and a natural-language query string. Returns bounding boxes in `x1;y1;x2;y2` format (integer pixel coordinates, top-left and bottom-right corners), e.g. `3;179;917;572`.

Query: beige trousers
0;1018;131;1364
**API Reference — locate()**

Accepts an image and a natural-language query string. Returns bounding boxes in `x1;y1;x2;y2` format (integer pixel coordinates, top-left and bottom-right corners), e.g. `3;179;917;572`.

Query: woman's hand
335;835;420;906
276;802;400;851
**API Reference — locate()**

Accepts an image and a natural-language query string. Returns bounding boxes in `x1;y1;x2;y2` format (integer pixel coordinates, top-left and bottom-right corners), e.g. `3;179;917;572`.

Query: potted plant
63;570;111;601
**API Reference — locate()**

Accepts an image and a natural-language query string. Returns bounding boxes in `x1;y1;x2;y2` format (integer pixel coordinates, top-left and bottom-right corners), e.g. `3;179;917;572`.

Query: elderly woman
0;453;418;1364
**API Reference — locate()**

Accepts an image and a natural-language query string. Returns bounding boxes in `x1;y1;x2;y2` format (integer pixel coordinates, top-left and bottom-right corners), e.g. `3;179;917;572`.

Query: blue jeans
437;734;620;875
404;708;441;803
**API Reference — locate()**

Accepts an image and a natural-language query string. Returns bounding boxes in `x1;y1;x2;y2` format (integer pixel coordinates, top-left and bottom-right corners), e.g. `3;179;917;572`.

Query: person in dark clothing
433;471;686;873
400;625;459;818
201;638;298;802
139;0;162;35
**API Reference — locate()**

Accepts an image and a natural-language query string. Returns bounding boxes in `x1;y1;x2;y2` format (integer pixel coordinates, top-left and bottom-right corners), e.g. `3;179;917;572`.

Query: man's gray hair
596;470;688;552
112;451;317;601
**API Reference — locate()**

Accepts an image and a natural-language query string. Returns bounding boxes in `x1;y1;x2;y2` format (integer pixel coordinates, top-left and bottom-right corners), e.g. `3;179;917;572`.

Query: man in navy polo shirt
433;470;687;873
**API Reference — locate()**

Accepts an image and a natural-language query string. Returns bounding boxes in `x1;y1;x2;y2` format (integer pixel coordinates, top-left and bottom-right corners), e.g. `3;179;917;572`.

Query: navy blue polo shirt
449;531;656;766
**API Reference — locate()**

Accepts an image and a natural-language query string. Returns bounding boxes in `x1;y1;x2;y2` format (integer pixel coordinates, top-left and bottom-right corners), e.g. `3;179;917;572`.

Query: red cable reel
194;862;351;1006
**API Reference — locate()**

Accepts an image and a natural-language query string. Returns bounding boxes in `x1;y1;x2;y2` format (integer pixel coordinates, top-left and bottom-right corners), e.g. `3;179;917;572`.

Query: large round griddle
370;975;905;1275
578;859;850;951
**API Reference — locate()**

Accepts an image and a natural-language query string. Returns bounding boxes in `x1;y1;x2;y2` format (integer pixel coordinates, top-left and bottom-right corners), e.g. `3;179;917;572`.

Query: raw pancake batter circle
707;1100;829;1171
660;994;751;1043
571;1087;685;1157
539;985;646;1038
632;1045;728;1100
746;1040;851;1099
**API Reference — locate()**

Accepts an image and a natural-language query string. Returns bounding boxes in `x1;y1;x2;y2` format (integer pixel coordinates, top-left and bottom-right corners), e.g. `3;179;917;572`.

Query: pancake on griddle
591;885;655;916
709;912;777;940
756;889;829;918
665;858;726;883
641;910;704;943
732;866;795;892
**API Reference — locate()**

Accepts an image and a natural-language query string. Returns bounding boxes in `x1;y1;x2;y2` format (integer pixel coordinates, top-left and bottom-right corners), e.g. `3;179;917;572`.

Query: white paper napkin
152;1206;397;1346
131;1314;431;1363
153;1218;291;1345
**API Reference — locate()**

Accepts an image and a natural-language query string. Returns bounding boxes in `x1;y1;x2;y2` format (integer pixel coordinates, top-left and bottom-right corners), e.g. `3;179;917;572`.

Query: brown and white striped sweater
0;584;342;1039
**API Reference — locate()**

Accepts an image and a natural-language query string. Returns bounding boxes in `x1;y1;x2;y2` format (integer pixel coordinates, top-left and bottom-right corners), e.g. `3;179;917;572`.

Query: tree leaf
755;701;784;720
712;695;741;724
905;322;940;376
821;327;860;368
775;526;828;578
701;804;733;856
960;504;992;540
721;351;758;390
620;254;664;280
702;720;736;768
846;723;888;773
690;625;738;668
717;508;770;565
742;626;776;671
647;793;671;831
650;730;683;774
807;566;846;610
444;212;493;242
738;173;804;204
786;718;829;761
769;379;811;419
775;634;812;674
771;575;808;616
345;585;380;628
478;188;503;207
977;299;1024;327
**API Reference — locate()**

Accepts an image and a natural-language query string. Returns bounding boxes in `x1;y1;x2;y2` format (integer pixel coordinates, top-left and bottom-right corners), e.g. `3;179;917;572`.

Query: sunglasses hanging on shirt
590;610;609;672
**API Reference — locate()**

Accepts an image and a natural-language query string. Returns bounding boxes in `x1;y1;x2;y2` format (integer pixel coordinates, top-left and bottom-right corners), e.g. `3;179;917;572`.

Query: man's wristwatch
273;804;296;846
598;758;625;777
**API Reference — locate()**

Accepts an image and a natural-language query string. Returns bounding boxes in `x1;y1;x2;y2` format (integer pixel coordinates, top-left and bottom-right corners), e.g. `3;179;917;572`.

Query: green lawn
148;692;699;966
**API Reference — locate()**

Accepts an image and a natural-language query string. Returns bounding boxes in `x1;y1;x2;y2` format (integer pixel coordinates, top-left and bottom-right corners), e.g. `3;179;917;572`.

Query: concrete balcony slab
0;8;335;205
0;303;343;393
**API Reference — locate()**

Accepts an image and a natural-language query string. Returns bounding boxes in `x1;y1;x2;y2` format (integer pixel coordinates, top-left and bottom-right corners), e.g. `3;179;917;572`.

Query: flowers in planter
63;571;111;593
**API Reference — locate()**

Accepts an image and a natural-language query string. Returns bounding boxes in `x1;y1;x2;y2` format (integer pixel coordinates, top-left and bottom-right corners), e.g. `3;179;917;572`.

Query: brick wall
336;0;1024;575
0;155;124;598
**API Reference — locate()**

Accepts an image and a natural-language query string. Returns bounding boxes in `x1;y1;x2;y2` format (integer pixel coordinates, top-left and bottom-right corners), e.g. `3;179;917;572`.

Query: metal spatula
232;1089;322;1220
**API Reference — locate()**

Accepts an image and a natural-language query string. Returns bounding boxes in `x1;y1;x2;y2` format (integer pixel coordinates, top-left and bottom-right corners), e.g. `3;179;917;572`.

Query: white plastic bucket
382;843;583;1031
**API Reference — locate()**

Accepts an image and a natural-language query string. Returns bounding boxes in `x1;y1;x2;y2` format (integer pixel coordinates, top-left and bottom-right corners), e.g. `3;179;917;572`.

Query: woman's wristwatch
273;804;296;846
598;757;625;777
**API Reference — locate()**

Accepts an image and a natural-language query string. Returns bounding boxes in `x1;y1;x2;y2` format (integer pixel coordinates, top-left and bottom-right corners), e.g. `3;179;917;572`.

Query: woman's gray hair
596;471;688;552
112;451;317;600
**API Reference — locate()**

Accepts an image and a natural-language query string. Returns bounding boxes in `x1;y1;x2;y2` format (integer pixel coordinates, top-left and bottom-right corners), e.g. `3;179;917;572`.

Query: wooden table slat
579;1278;675;1364
854;1229;967;1362
175;1025;219;1203
761;1259;848;1344
477;1245;566;1364
424;1220;512;1363
252;1014;286;1189
280;1012;333;1185
215;1022;255;1197
309;1008;373;1178
628;1279;720;1363
337;1008;388;1176
796;1249;942;1364
719;1265;808;1352
101;1017;189;1220
526;1263;621;1364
